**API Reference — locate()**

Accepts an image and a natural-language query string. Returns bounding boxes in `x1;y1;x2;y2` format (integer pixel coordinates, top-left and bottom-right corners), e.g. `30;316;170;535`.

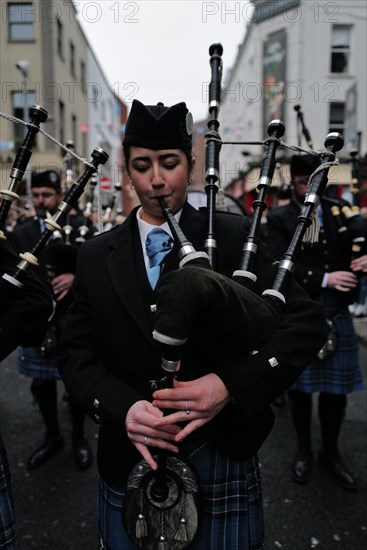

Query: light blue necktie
145;228;173;289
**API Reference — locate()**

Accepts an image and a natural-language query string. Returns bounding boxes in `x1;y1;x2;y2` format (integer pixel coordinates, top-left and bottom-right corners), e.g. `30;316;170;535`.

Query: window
329;102;345;135
8;2;35;41
57;18;63;58
108;100;114;129
80;61;86;90
330;25;351;73
70;41;75;77
12;90;37;147
71;114;77;150
59;100;65;145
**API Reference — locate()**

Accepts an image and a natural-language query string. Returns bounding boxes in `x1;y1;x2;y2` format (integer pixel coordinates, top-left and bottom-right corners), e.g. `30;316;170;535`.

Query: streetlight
15;59;31;197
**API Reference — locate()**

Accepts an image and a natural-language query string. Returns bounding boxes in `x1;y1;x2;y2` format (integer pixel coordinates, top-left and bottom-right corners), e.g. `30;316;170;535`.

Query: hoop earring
129;180;135;190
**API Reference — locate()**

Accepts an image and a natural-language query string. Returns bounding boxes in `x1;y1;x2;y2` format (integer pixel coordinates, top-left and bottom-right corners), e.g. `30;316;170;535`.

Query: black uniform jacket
0;239;53;361
265;197;367;311
58;202;328;485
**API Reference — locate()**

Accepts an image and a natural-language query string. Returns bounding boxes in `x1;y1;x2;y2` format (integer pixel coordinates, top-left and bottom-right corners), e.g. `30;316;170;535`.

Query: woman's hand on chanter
152;373;232;443
125;399;181;470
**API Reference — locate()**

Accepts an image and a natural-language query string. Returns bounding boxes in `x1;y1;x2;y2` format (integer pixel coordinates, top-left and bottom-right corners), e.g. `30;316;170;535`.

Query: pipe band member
265;153;366;491
58;99;327;549
1;237;53;549
9;170;93;472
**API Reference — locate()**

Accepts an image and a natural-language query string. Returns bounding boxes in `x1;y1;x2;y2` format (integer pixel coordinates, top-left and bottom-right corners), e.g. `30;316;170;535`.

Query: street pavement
0;321;366;550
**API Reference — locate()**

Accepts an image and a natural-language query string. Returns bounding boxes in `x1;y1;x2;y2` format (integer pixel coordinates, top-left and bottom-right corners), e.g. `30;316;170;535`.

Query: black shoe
318;450;357;491
290;450;313;483
72;437;93;470
27;435;65;470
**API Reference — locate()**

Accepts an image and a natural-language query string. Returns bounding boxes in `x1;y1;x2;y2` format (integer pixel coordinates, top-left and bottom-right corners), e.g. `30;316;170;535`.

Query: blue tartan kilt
16;346;60;380
97;443;264;550
292;309;364;394
0;435;16;549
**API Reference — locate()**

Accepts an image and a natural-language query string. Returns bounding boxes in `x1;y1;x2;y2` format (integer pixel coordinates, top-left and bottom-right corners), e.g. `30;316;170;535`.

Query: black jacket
0;239;53;361
58;202;328;485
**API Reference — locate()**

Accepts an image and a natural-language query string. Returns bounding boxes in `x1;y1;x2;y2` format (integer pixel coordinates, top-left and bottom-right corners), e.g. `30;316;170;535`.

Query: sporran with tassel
122;454;199;549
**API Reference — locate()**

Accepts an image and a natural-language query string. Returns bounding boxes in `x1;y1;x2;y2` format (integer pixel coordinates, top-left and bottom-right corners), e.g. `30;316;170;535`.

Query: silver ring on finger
185;400;191;415
143;436;148;445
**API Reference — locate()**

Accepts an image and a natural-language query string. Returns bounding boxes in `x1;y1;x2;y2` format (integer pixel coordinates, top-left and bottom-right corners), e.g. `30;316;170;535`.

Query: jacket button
268;357;278;367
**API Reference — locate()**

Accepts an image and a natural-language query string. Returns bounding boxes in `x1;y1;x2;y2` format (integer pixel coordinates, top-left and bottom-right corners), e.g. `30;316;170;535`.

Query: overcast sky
75;1;251;121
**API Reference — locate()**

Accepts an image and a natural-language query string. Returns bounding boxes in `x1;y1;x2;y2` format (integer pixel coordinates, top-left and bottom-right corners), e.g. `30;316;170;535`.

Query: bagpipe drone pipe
0;104;48;235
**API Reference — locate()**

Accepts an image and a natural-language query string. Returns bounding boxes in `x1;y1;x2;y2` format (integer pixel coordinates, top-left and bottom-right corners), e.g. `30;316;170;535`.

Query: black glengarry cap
31;170;61;192
123;100;193;150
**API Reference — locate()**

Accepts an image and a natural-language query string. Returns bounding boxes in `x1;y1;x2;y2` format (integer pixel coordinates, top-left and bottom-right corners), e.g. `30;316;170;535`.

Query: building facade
0;0;124;206
219;0;367;205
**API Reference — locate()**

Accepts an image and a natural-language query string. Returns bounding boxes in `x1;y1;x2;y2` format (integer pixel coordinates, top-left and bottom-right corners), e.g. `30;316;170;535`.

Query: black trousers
31;379;85;439
288;389;347;453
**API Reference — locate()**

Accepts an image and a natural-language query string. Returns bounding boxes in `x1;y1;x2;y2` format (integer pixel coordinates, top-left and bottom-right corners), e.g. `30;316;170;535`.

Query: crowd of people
0;99;366;549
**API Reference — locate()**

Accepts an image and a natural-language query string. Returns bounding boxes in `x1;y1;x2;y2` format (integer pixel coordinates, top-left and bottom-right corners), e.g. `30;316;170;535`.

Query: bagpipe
0;106;109;308
122;44;344;549
54;139;97;246
44;140;95;281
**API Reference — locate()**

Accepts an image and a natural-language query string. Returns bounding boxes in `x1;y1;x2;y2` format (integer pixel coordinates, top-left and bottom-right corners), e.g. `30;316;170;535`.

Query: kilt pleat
189;447;264;549
292;307;364;394
0;442;16;549
16;346;60;380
